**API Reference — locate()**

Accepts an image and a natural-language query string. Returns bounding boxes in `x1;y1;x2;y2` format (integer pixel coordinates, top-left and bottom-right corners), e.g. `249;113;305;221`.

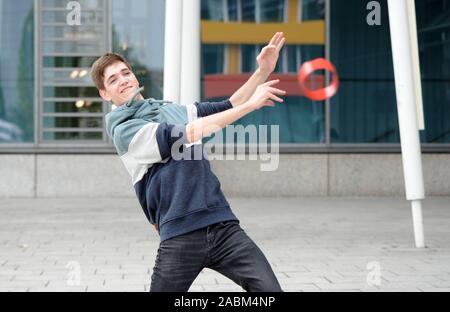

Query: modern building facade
0;0;449;198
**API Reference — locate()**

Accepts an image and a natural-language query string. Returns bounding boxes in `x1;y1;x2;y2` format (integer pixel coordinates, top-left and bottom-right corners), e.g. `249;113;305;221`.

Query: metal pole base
411;200;425;248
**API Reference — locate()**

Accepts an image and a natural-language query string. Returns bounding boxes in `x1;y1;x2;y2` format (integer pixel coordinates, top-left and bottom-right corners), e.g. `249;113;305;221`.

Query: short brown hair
90;53;132;90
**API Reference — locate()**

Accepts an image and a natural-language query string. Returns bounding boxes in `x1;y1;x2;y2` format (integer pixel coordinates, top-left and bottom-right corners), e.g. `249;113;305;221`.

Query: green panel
330;0;450;143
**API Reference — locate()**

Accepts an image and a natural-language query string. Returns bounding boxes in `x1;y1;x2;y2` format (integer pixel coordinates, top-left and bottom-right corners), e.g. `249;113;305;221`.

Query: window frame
37;0;111;146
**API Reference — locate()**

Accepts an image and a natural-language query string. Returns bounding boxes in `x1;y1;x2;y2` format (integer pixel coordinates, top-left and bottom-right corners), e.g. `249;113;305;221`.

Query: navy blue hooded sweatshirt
105;88;239;241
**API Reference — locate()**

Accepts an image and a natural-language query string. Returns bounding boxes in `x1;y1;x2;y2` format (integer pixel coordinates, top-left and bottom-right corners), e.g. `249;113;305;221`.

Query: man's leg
206;221;282;292
150;228;207;292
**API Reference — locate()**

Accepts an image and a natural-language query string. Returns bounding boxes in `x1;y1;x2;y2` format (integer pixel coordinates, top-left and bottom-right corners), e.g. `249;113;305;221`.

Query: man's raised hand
257;32;286;75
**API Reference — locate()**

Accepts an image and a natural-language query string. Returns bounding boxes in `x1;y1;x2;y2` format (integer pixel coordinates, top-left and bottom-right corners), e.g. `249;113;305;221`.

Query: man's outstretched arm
186;80;285;143
229;32;285;107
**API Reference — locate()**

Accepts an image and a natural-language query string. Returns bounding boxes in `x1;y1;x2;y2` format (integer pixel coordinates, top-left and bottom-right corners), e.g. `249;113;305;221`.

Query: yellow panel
288;0;299;23
228;45;239;74
201;20;325;45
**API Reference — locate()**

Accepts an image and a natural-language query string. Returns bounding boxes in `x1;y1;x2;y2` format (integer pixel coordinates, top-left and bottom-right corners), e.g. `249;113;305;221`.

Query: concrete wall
0;154;449;198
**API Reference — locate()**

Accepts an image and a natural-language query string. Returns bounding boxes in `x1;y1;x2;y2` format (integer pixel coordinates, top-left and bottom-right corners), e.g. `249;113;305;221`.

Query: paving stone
1;197;450;292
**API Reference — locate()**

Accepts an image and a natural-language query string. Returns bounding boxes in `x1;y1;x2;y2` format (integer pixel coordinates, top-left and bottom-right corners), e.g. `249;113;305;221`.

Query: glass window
43;87;99;98
112;0;165;99
416;0;450;143
42;10;104;24
43;116;103;129
43;131;103;141
237;43;324;143
287;45;324;73
231;96;324;143
330;0;450;144
260;0;285;22
42;25;104;41
227;0;239;21
201;0;325;144
302;0;325;21
202;44;225;75
37;0;108;143
202;0;224;21
0;0;34;143
43;40;104;54
44;56;98;68
241;45;258;73
241;0;256;22
43;101;103;114
42;0;105;9
43;68;93;86
330;0;398;143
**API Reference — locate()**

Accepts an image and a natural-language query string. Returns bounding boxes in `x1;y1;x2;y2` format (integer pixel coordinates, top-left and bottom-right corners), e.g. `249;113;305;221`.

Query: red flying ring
298;58;339;101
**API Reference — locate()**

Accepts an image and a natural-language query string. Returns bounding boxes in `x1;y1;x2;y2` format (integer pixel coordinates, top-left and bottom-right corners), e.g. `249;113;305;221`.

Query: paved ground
0;196;449;292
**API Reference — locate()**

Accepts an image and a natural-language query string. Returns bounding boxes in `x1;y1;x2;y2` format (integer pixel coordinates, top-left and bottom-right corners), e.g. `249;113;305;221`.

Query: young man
91;33;286;292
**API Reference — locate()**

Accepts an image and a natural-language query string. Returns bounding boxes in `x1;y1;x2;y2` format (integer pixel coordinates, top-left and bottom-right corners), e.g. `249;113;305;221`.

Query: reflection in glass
43;40;104;54
43;117;103;129
241;0;255;21
202;0;224;21
43;131;102;141
416;0;450;143
202;45;225;75
42;0;105;9
0;0;34;143
241;45;258;73
227;0;239;21
44;87;99;98
42;25;103;41
43;69;93;85
112;0;165;99
44;57;98;68
260;0;285;22
200;0;326;143
287;45;324;73
302;0;325;21
42;10;104;24
330;0;450;143
44;101;103;113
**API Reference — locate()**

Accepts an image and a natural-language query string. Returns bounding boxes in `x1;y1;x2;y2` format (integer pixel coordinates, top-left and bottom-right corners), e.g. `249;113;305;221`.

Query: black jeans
150;220;282;292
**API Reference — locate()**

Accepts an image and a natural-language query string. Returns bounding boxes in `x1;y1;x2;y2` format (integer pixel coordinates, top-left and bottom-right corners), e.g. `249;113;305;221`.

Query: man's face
99;61;140;105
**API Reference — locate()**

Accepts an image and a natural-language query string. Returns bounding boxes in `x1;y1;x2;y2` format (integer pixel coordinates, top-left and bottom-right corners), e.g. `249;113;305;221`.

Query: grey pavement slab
0;197;449;292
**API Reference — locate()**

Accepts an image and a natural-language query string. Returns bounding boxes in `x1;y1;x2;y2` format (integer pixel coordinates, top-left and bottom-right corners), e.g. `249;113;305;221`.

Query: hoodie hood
105;87;176;139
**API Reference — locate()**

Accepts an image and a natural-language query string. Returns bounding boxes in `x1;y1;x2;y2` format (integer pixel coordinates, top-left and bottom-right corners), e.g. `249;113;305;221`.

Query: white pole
163;0;182;103
412;200;425;248
406;0;425;130
387;0;426;248
180;0;201;105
